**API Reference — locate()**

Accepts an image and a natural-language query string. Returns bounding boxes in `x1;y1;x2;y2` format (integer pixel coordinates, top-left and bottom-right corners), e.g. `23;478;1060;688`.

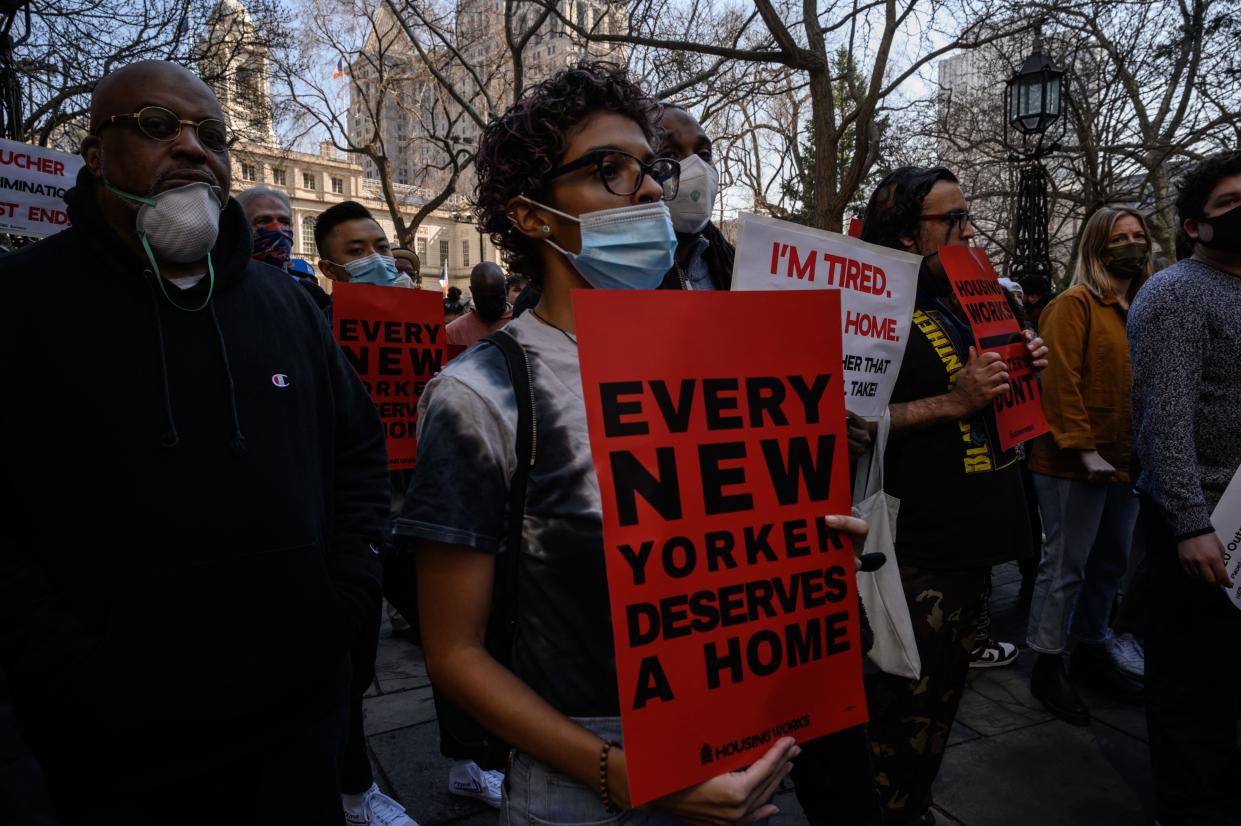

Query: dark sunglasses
920;209;973;232
547;149;681;200
95;105;230;153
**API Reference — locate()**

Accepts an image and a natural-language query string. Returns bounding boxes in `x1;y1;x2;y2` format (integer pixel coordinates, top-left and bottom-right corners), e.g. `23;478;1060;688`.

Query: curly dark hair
1174;150;1241;259
860;166;959;252
473;61;660;287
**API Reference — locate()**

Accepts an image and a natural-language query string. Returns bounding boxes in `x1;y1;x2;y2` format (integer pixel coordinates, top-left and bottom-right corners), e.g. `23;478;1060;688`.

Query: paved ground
364;562;1159;826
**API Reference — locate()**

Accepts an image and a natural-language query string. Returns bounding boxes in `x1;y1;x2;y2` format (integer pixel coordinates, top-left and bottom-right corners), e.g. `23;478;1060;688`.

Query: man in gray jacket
1129;150;1241;826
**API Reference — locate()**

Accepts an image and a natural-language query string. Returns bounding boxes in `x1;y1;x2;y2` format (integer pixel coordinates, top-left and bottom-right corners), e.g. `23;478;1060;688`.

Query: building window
439;239;449;268
331;177;344;194
416;237;428;261
272;167;286;186
302;172;316;190
241;162;256;181
301;215;317;255
462;239;470;267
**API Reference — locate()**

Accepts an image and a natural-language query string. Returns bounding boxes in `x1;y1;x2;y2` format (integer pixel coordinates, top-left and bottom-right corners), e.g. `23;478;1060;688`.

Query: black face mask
1197;203;1241;254
475;293;507;323
1102;243;1149;281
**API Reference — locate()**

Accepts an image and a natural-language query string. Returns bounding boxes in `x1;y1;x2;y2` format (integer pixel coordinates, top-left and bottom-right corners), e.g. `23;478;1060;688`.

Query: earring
541;225;551;233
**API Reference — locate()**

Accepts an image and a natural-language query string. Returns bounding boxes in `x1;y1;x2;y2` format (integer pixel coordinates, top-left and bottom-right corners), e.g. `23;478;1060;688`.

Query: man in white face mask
657;104;733;291
0;60;389;823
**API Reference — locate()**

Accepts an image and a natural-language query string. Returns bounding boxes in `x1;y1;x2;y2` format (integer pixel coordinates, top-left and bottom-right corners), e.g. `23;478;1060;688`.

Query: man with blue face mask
313;198;420;826
315;200;414;291
656;104;732;291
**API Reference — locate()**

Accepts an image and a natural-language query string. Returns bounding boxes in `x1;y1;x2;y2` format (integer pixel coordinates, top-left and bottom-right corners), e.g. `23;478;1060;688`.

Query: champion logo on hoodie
271;373;291;388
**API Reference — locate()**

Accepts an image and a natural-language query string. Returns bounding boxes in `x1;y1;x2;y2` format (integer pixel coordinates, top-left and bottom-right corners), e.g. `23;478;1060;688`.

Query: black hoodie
0;170;387;773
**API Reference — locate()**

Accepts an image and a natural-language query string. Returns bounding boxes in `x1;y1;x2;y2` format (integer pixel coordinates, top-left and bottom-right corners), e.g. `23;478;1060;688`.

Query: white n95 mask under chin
106;180;223;264
666;154;719;234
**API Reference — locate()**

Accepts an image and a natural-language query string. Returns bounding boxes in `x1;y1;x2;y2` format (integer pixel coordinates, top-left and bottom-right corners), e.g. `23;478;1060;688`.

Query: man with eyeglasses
857;166;1048;826
0;61;388;824
655;104;733;291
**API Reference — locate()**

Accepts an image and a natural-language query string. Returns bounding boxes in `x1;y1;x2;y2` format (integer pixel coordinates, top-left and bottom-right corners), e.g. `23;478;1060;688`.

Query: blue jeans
1026;474;1140;654
502;717;686;826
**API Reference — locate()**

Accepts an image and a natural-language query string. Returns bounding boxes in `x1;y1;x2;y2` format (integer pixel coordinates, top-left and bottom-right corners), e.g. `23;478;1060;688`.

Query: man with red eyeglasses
0;61;387;824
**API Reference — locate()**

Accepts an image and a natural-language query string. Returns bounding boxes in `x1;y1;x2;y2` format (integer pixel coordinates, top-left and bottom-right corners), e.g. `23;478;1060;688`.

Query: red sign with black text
332;283;445;469
939;246;1049;450
574;289;867;805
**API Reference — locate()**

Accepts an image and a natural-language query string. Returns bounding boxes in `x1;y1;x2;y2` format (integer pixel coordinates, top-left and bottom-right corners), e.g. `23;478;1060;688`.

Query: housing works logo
699;714;812;765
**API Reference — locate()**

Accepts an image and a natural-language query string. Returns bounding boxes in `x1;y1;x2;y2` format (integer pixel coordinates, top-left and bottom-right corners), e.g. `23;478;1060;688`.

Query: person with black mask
859;166;1048;826
445;261;513;350
0;60;387;824
655;103;733;291
1025;207;1153;726
1130;150;1241;826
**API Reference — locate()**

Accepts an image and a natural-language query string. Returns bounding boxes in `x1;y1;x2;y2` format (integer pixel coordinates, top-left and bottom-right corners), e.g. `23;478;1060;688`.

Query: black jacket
659;220;736;291
0;170;387;765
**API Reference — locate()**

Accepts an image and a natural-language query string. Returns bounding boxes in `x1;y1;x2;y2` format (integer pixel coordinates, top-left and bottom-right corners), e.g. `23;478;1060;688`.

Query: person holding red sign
858;166;1048;826
395;61;870;825
1024;207;1153;725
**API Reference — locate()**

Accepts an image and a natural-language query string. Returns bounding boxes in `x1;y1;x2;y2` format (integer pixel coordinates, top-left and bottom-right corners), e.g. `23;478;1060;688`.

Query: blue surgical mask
334;252;400;286
519;196;676;290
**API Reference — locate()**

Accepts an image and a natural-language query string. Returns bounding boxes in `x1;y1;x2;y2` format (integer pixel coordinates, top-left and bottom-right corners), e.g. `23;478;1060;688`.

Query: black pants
341;595;383;794
1143;500;1241;826
44;657;351;825
865;566;988;826
789;725;883;825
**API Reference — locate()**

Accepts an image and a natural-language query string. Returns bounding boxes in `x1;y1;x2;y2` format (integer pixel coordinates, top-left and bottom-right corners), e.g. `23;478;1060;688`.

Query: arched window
301;215;317;255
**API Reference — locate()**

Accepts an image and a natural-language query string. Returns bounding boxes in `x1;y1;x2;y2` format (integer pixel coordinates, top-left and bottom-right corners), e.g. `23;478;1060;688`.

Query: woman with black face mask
1025;207;1153;725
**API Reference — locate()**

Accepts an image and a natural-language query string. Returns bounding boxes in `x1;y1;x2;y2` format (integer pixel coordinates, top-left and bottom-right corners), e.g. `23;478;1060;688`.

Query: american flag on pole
439;262;448;296
332;58;344;80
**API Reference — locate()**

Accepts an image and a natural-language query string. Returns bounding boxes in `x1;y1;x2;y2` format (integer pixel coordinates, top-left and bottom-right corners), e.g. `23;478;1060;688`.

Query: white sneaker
448;759;504;809
342;782;419;826
1107;633;1145;681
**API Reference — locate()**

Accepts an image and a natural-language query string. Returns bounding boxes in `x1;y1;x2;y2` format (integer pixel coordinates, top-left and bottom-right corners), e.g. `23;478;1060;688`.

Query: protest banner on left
939;246;1049;450
1211;465;1241;612
0;139;84;237
731;213;920;419
575;289;867;805
332;283;445;469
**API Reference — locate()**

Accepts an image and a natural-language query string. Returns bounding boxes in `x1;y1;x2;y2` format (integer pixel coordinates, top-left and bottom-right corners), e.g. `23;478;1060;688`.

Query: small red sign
332;283;446;469
939;246;1049;450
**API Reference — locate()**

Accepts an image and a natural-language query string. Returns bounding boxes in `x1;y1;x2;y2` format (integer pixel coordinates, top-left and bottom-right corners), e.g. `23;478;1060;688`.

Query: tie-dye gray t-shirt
395;311;620;715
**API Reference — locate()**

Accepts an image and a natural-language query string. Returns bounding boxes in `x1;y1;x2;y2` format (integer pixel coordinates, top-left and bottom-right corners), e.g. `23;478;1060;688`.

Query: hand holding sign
642;736;799;824
948;346;1010;415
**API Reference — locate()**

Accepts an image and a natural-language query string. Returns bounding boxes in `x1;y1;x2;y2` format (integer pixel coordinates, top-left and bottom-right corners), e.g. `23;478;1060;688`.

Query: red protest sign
574;289;866;805
332;283;445;469
939;246;1050;449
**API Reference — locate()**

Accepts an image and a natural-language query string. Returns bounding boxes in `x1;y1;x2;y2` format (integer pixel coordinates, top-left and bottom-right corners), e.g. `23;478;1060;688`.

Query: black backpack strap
480;328;535;662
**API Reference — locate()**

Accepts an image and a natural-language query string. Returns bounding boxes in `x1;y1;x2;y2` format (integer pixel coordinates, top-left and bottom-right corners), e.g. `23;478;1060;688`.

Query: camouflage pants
864;566;988;825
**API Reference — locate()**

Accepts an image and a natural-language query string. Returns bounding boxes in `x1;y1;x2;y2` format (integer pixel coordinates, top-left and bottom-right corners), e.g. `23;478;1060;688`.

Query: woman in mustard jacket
1025;207;1152;725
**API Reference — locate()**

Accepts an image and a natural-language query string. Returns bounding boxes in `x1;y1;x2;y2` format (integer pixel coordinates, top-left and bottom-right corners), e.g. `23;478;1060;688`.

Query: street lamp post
1004;46;1066;283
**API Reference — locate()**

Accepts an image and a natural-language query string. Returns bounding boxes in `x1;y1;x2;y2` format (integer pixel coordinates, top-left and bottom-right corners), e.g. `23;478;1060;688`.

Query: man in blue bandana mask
237;186;294;271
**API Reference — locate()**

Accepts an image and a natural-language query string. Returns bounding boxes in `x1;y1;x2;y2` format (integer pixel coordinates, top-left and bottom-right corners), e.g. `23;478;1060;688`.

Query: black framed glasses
95;106;230;153
920;209;973;233
547;149;681;200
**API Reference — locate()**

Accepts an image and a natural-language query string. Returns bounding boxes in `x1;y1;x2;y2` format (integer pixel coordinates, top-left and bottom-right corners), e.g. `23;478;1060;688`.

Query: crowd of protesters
0;56;1237;826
